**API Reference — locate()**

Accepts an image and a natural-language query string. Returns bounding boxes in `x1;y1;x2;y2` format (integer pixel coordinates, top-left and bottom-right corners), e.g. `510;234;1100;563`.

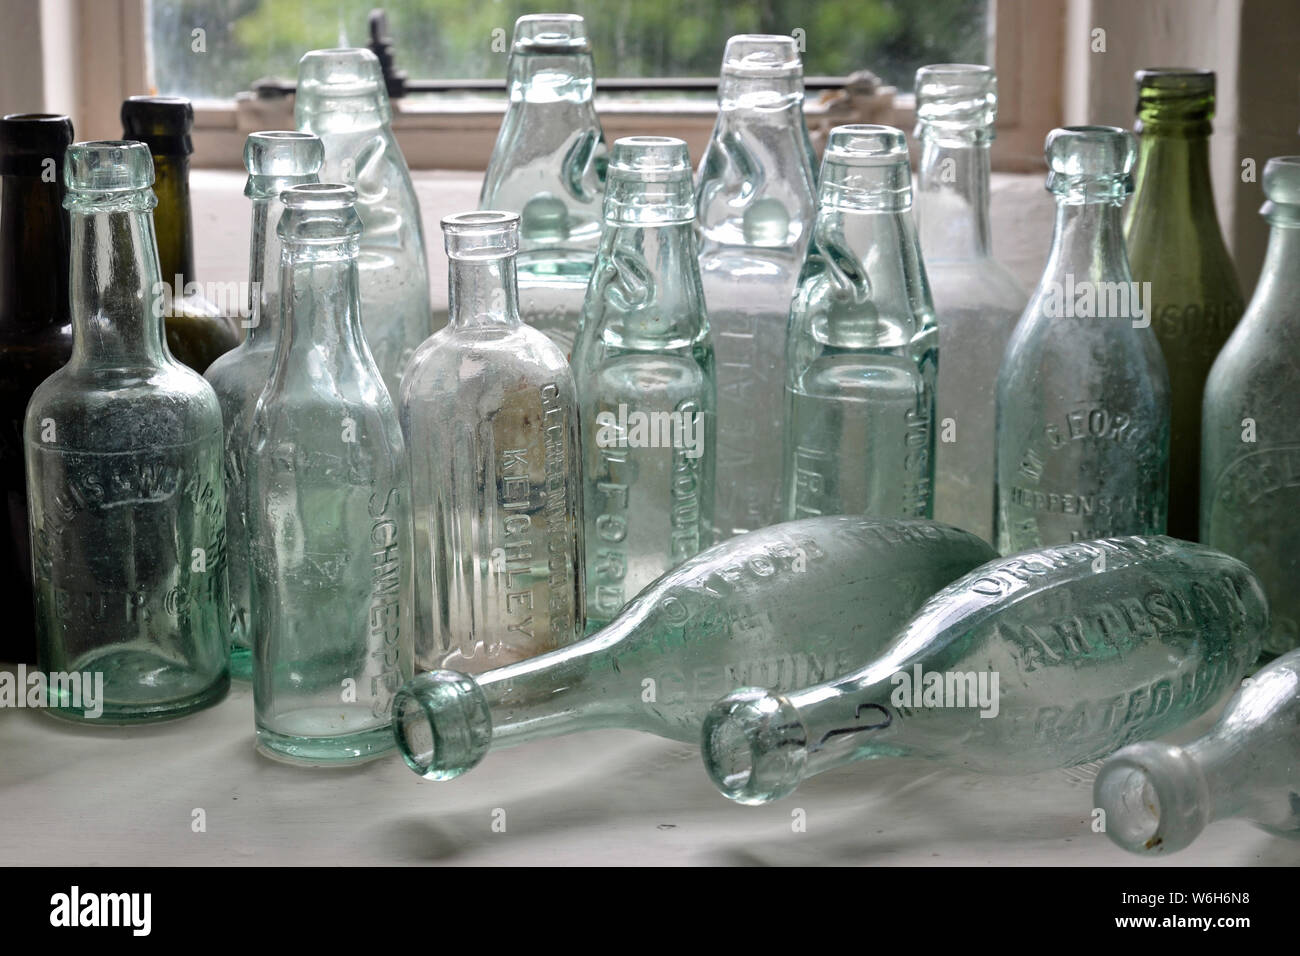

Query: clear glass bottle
572;136;716;631
915;65;1027;544
1095;646;1300;855
697;35;818;541
995;127;1170;554
1126;69;1245;542
25;141;230;722
247;183;413;764
479;14;606;357
701;535;1265;805
783;125;937;522
399;211;584;674
1202;156;1300;662
204;131;323;681
391;515;995;779
0;113;75;664
295;47;434;398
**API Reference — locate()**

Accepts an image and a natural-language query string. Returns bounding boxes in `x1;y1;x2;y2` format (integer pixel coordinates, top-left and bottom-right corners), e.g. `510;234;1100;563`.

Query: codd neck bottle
120;96;242;372
295;47;434;398
391;515;994;779
697;35;817;541
915;65;1027;544
480;14;606;356
0;113;74;664
247;184;413;764
1202;156;1300;662
204;131;323;681
399;211;584;674
783;125;937;522
702;536;1264;805
25;141;230;722
1126;69;1244;542
573;136;715;630
995;127;1170;554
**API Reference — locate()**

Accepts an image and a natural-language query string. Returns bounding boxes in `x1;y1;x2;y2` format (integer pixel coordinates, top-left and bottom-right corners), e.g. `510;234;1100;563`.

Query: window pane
150;0;989;100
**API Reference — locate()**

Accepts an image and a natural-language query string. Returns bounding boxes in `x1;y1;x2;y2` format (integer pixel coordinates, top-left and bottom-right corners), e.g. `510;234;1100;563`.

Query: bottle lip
607;135;693;182
121;96;195;154
243;130;325;179
1044;125;1135;200
1135;66;1215;93
512;13;591;54
0;113;74;165
720;34;803;77
277;182;363;242
64;140;156;195
914;63;997;134
295;48;392;121
442;209;521;259
823;124;910;166
1262;155;1300;220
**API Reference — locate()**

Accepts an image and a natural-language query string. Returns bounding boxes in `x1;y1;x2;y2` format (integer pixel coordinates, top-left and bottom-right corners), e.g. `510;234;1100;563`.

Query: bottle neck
591;220;708;348
1129;125;1218;225
150;152;197;288
916;133;992;260
1043;198;1133;286
0;171;70;330
246;174;315;348
447;256;522;332
273;240;369;383
1252;218;1300;313
507;52;596;106
785;665;907;781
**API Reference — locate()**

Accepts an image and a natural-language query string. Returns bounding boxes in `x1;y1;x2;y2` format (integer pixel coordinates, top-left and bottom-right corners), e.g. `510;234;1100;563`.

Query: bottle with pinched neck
479;13;606;357
204;131;323;681
697;34;818;542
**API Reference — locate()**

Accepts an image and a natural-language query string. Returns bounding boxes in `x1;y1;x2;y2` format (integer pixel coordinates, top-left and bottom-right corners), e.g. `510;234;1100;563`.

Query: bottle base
255;722;396;767
38;671;230;726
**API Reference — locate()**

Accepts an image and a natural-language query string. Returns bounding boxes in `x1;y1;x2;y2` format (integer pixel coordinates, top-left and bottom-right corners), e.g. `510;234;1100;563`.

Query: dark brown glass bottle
121;96;240;371
0;114;75;662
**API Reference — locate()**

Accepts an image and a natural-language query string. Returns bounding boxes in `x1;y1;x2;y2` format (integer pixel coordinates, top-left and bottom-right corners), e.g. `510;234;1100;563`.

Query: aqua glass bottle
702;536;1265;805
1096;646;1300;855
697;35;818;541
995;127;1170;554
247;183;413;764
915;65;1027;544
783;125;937;522
204;131;322;681
391;515;994;779
25;141;230;722
1126;69;1245;542
572;136;716;631
399;211;584;674
295;48;433;398
479;14;606;356
1202;156;1300;662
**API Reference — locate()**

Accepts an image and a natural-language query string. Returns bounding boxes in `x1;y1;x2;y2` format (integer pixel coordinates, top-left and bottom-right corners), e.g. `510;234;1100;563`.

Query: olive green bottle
1124;69;1244;541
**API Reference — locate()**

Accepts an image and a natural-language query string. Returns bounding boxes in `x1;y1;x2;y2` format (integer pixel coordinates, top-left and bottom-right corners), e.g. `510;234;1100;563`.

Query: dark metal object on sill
369;8;408;100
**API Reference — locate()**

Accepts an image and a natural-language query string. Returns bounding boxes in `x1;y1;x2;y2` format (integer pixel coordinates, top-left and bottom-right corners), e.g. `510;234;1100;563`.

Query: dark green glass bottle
0;114;75;663
121;96;241;372
1125;69;1244;541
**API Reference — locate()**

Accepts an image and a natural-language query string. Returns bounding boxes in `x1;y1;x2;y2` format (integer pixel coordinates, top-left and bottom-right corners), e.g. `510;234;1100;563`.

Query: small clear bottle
479;14;607;356
572;136;715;630
204;131;323;681
247;183;413;764
697;35;818;540
783;125;937;521
399;211;584;674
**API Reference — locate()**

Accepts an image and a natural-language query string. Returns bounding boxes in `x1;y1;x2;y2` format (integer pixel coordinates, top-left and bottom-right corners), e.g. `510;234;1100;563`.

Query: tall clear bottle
1126;69;1245;541
295;48;434;398
204;131;322;680
783;125;937;521
400;211;584;674
1202;156;1300;661
697;35;818;541
25;141;229;722
479;14;606;356
995;127;1170;554
915;65;1027;543
247;184;413;764
572;136;715;630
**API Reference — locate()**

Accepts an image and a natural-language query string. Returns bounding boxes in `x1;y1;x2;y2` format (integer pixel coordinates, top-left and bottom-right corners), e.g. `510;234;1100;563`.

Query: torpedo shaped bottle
702;536;1264;805
391;515;995;780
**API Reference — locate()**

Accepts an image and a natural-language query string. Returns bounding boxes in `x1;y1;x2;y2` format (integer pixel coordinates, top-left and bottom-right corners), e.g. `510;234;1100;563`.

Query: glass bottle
25;140;230;722
1202;156;1300;662
572;136;715;631
120;96;242;372
399;211;584;675
697;35;818;541
247;183;413;764
295;47;434;399
701;535;1265;805
783;125;937;522
0;114;75;664
995;127;1170;554
391;515;995;779
915;65;1027;544
1095;646;1300;855
1126;69;1245;542
479;14;606;356
204;131;323;681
